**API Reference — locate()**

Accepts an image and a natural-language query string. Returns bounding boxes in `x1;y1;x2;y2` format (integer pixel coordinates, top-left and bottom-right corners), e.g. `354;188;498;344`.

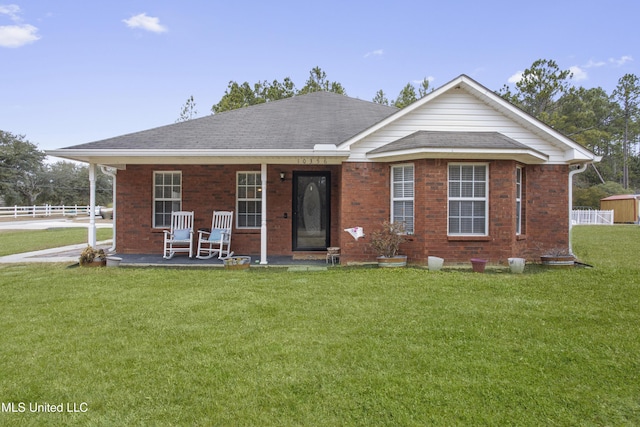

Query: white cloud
0;4;21;21
0;24;40;47
123;13;167;33
0;4;40;48
584;59;606;68
507;71;524;84
413;76;435;84
569;65;588;81
609;55;633;67
364;49;384;58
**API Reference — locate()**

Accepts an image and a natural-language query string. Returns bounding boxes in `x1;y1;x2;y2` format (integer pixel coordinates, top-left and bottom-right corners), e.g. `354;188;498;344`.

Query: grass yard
0;228;112;257
0;225;639;425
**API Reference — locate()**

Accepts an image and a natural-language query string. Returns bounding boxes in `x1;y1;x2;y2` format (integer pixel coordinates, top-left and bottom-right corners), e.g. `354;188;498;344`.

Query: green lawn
0;228;112;257
0;225;639;426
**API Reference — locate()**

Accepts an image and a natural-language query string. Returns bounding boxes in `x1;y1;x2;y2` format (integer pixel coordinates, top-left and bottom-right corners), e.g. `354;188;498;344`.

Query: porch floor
115;253;331;268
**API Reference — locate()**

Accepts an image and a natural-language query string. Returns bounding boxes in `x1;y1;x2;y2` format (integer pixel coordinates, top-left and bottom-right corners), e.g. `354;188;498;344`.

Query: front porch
113;253;333;268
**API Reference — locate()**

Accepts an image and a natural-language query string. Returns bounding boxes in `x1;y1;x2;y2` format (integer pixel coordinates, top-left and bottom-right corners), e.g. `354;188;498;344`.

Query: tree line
197;66;431;115
497;60;639;206
0;130;112;207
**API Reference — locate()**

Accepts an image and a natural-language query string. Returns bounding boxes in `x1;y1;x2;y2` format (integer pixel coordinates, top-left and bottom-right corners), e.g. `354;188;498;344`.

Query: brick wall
115;164;341;255
338;160;570;265
115;162;569;264
522;164;570;258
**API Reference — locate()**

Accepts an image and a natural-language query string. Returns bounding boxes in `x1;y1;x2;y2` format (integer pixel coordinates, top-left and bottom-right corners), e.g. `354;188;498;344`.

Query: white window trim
516;166;522;235
390;163;414;234
236;171;262;229
447;163;489;236
153;171;182;228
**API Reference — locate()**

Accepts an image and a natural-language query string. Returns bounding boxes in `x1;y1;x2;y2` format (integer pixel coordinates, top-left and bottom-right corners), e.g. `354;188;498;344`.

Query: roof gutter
46;147;349;165
366;147;550;164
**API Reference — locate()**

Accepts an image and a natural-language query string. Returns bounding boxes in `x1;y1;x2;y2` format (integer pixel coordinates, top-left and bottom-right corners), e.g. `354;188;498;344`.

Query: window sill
516;234;527;241
447;235;492;242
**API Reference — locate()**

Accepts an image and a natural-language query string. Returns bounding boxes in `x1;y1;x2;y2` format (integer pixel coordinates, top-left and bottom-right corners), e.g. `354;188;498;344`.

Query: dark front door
292;172;330;251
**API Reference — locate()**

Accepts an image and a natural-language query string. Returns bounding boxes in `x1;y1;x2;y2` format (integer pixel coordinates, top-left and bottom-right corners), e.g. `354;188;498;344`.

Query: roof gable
340;75;599;165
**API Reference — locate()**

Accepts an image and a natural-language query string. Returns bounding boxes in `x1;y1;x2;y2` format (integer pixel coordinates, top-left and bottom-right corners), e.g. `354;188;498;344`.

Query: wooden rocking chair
163;211;194;259
196;211;233;259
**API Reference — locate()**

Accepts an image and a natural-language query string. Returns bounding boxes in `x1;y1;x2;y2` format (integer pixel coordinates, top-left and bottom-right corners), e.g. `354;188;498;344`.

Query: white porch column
88;163;97;247
101;166;117;252
260;163;268;264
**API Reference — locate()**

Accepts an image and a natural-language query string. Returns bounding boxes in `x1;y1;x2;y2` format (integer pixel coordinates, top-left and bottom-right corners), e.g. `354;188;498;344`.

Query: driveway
0;217;113;231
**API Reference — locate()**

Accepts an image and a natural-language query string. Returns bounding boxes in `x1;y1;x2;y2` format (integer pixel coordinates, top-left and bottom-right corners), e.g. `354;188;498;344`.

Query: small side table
326;247;341;266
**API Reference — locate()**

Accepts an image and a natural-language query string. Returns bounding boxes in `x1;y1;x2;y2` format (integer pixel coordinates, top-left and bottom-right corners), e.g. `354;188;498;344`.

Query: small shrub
369;220;407;258
79;246;106;265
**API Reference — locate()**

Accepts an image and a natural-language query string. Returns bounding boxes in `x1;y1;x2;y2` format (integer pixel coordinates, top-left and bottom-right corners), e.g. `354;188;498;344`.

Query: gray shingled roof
64;92;398;150
368;131;534;154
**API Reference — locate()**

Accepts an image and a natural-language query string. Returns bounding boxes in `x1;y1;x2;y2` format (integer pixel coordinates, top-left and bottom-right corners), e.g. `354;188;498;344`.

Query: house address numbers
296;157;329;165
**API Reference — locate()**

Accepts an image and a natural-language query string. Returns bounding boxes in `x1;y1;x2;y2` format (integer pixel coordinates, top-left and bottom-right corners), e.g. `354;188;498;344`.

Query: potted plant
540;247;575;268
79;246;107;267
369;220;408;267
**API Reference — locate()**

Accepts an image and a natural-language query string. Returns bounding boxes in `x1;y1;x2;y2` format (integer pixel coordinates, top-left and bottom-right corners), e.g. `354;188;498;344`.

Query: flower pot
470;258;487;273
541;255;575;268
376;255;407;268
81;259;106;267
508;257;525;274
107;256;122;268
428;256;444;271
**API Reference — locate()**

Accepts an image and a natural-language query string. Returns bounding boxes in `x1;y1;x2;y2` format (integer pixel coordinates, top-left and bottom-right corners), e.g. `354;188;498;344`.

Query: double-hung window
237;172;262;228
153;171;181;228
448;164;488;235
391;164;414;234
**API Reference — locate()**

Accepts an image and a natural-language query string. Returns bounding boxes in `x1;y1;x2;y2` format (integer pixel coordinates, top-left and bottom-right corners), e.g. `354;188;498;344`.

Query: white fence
571;209;614;225
0;205;94;218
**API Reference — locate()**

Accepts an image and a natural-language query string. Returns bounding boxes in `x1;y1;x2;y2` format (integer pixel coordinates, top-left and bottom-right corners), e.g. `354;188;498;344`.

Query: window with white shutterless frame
153;171;182;228
236;171;262;228
391;164;414;234
448;163;488;235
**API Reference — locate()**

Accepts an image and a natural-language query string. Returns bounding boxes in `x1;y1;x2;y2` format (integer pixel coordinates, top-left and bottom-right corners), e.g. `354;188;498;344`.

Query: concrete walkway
0;217;113;230
0;240;113;264
0;217;113;264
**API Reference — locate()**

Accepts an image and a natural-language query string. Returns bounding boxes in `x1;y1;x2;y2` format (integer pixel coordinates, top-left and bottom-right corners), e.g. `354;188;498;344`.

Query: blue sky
1;1;638;155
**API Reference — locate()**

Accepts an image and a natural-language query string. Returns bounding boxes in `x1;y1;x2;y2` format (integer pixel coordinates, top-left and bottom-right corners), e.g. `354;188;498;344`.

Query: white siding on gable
348;90;568;163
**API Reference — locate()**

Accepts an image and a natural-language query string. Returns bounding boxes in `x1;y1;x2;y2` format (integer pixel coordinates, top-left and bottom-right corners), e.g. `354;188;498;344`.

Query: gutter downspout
568;164;588;255
100;166;117;252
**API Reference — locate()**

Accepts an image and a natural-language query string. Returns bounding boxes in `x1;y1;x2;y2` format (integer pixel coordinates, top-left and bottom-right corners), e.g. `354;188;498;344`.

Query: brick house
48;75;599;265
